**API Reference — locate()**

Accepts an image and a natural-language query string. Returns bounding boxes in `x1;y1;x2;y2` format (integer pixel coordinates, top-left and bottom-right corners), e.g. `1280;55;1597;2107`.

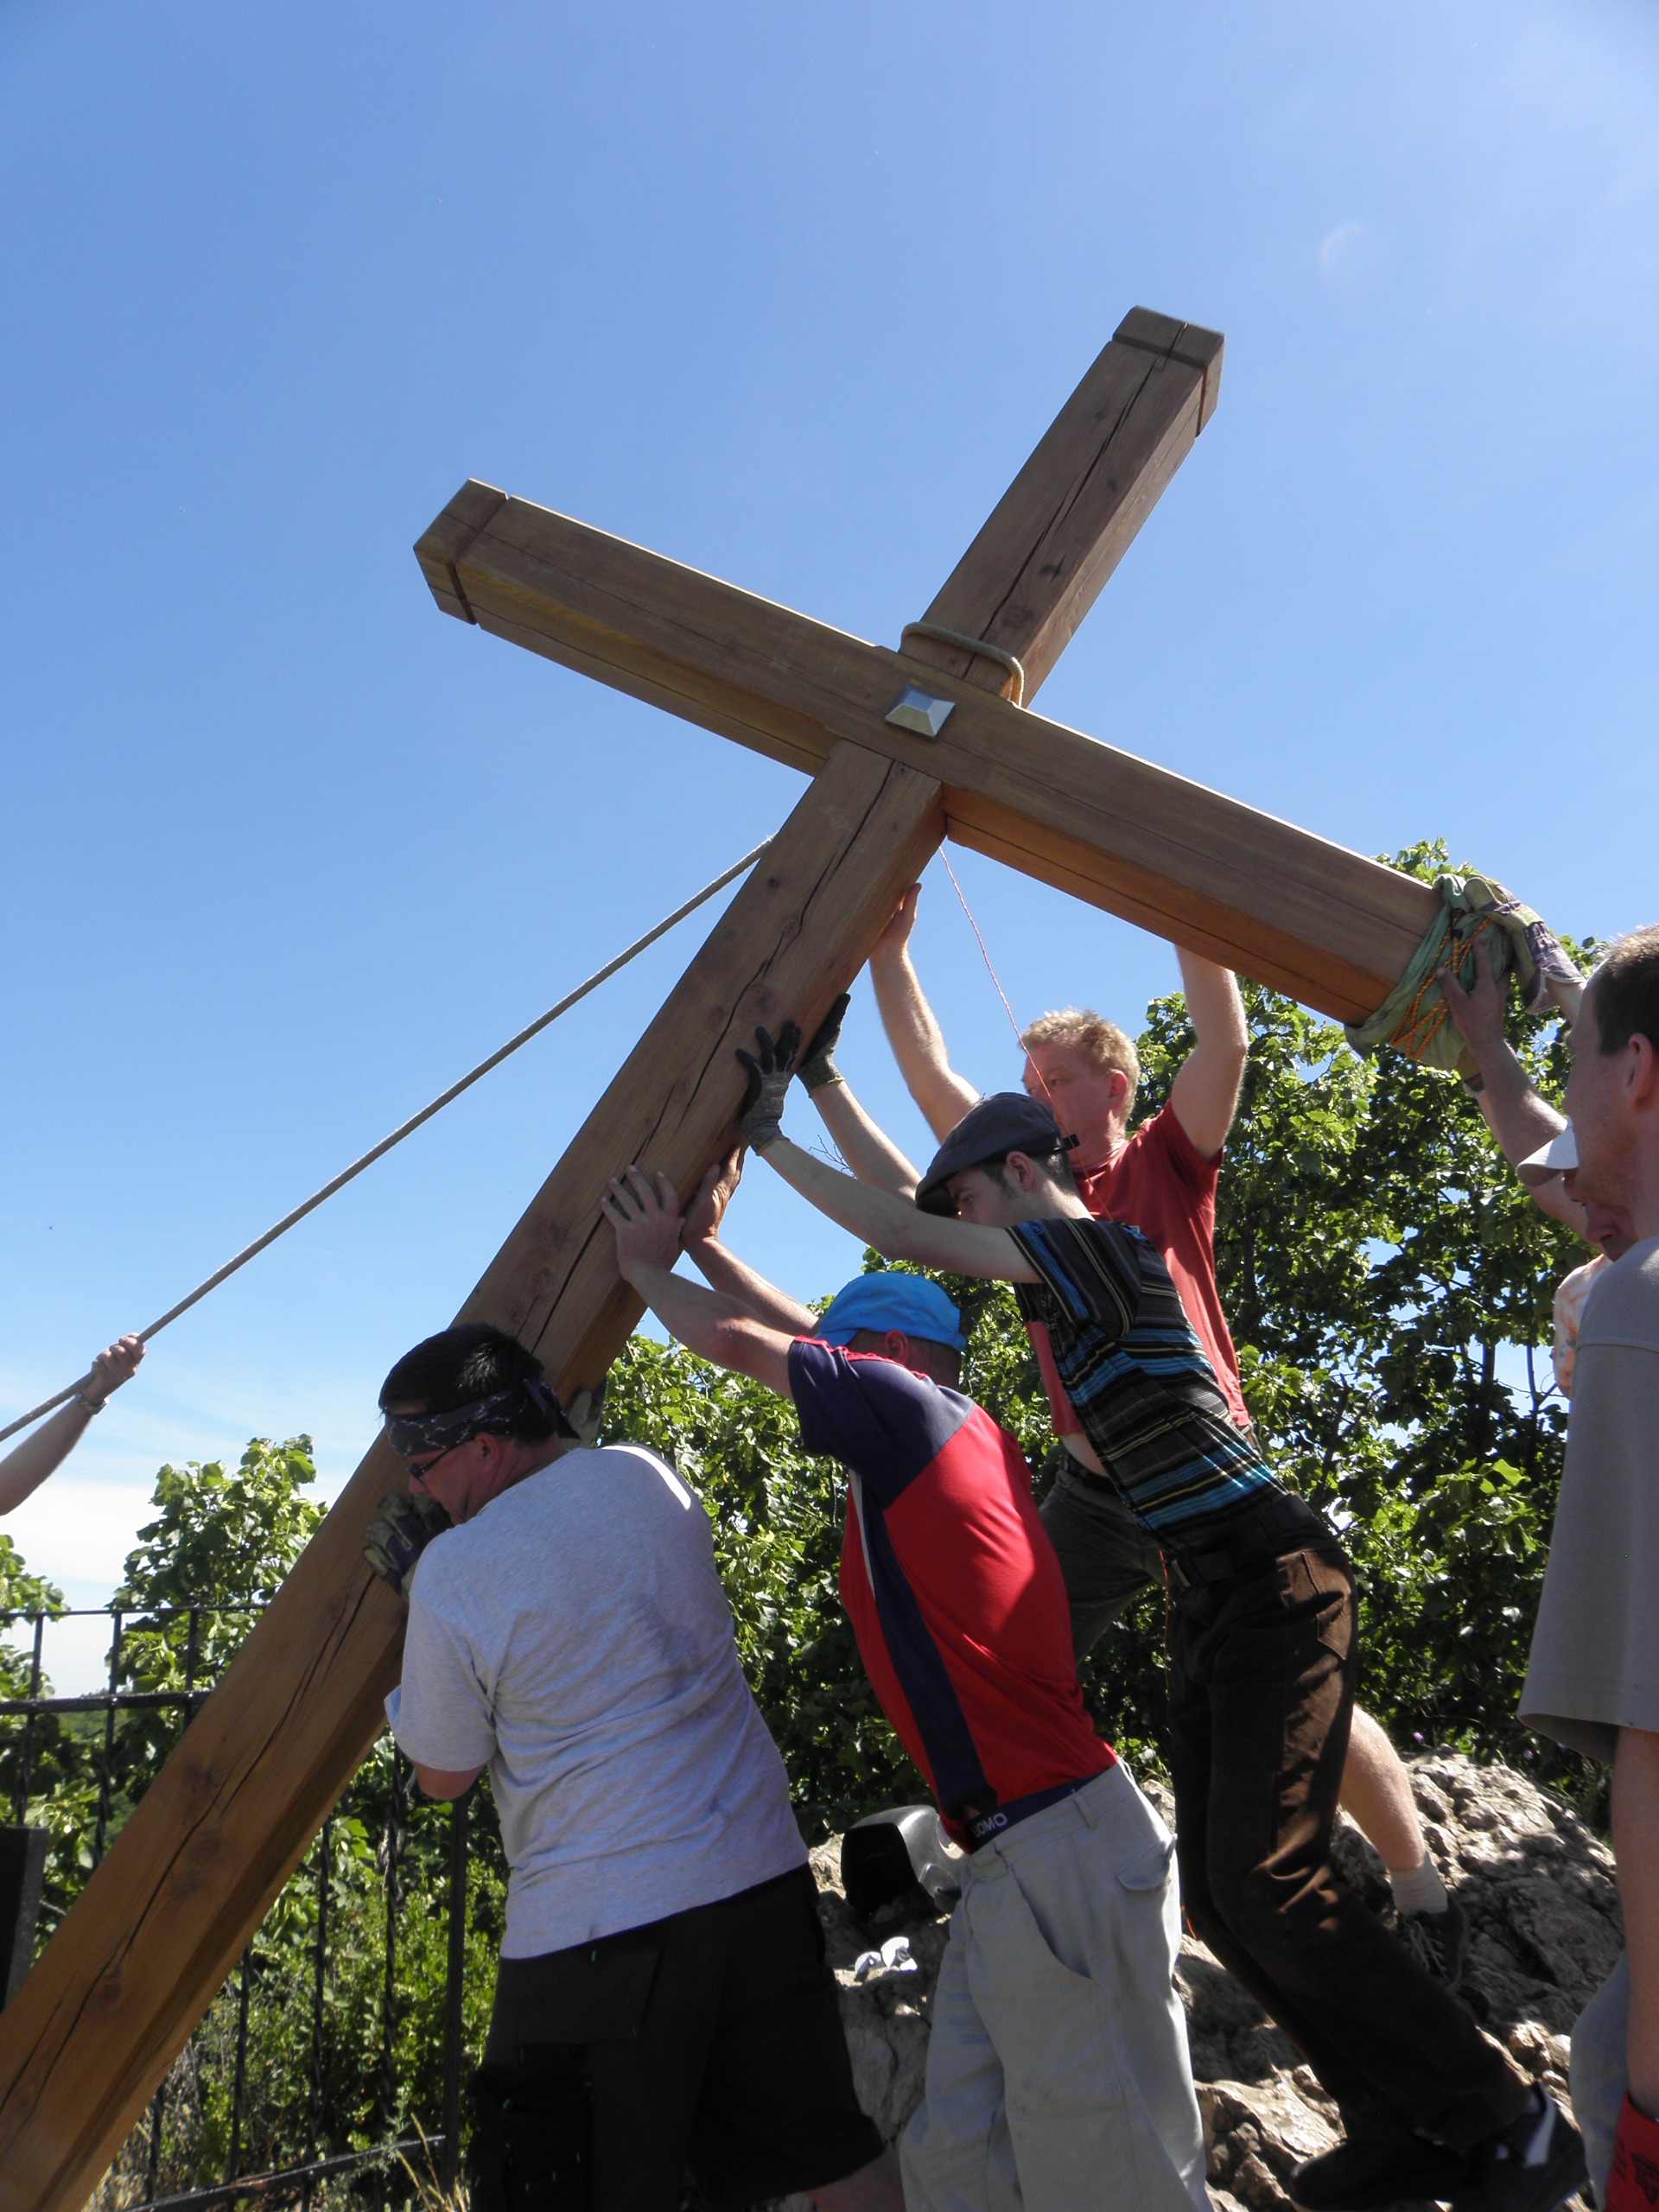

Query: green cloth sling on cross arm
1343;871;1580;1073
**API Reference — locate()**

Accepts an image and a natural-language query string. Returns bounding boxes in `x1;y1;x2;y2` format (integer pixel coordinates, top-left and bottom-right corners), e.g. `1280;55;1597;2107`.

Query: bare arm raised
0;1336;145;1516
1166;950;1249;1160
867;885;980;1141
794;991;925;1198
604;1167;798;1395
680;1149;820;1336
758;1134;1040;1282
1438;941;1586;1236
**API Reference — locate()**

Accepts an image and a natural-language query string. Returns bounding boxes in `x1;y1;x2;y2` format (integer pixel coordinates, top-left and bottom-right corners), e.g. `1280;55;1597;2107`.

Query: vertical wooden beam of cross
0;308;1431;2212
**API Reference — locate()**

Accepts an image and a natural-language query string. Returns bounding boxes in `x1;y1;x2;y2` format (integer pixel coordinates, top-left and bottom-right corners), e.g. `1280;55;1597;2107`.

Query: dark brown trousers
1166;1537;1529;2152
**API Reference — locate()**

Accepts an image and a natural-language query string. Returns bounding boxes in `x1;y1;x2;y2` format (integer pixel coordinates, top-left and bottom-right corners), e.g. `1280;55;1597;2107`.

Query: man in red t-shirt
604;1166;1208;2212
796;883;1459;1983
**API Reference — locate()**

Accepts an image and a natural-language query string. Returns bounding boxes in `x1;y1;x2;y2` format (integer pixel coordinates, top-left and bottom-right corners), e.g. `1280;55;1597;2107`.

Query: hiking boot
1291;2129;1470;2209
1399;1896;1469;1990
1450;2090;1586;2212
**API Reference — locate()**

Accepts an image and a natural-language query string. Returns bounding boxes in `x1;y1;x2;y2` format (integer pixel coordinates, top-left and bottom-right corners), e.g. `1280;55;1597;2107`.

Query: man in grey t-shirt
1516;927;1659;2212
366;1321;897;2212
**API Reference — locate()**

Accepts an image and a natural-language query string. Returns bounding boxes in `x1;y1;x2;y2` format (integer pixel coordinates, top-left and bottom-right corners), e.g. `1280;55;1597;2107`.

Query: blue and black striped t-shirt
1010;1215;1282;1544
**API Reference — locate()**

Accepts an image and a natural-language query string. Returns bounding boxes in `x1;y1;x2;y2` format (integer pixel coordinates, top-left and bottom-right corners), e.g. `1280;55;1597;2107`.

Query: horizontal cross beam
416;482;1433;1026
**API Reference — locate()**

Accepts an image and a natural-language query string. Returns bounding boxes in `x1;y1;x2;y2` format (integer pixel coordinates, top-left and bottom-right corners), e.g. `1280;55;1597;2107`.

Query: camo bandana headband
383;1376;574;1460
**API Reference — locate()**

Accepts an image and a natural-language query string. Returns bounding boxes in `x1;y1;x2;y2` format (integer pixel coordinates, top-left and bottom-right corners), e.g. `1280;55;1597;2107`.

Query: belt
960;1775;1096;1850
1162;1491;1334;1593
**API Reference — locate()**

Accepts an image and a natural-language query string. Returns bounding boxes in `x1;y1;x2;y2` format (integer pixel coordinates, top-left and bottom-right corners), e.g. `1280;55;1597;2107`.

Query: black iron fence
1;1605;488;2210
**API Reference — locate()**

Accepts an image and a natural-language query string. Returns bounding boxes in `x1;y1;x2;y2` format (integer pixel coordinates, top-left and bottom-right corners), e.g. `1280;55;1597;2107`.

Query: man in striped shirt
735;1029;1581;2212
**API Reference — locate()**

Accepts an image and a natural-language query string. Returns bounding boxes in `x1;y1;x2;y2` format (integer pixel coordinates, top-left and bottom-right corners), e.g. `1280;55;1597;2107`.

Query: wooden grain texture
454;741;945;1395
0;744;943;2212
429;486;1437;1023
907;308;1224;702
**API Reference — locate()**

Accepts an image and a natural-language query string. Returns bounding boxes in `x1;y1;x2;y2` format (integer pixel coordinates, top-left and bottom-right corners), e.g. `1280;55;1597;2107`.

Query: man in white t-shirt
366;1321;897;2212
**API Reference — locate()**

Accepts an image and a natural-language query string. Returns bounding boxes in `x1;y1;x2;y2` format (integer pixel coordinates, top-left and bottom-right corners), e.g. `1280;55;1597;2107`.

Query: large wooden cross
0;309;1440;2209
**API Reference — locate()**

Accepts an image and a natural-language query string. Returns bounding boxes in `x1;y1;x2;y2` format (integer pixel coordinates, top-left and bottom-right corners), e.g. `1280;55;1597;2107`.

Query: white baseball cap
1518;1124;1578;1186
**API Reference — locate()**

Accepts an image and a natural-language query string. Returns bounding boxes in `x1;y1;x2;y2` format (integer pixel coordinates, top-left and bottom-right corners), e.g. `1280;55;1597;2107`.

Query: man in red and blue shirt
605;1166;1208;2212
788;1273;1113;1844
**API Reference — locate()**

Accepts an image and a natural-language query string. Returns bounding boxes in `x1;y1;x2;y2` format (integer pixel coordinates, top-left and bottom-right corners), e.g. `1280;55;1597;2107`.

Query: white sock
1522;2090;1556;2164
1389;1855;1448;1916
1494;2088;1555;2165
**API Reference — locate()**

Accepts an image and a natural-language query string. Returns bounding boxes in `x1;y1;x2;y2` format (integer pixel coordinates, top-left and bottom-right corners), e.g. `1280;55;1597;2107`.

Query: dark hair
986;1148;1079;1203
378;1323;559;1444
1592;926;1659;1058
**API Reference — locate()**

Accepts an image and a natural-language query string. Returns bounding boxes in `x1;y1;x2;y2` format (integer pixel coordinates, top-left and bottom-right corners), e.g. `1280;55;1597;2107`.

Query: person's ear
884;1329;909;1363
1106;1067;1131;1109
1005;1150;1036;1190
1629;1034;1658;1103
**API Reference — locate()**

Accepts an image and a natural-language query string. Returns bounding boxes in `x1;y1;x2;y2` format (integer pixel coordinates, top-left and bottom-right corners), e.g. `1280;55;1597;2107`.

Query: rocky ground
773;1753;1623;2210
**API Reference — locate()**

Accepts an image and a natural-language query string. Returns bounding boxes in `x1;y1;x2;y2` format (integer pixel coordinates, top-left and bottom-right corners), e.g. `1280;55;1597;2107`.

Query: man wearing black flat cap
365;1319;898;2212
734;1026;1579;2212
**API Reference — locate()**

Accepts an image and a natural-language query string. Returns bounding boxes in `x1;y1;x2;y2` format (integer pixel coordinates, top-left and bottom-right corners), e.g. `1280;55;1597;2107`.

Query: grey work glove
364;1489;452;1599
734;1021;801;1151
563;1379;607;1448
798;994;850;1094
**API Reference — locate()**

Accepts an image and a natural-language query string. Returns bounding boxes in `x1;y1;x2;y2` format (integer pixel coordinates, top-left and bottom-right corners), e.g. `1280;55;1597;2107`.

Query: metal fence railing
1;1606;479;2210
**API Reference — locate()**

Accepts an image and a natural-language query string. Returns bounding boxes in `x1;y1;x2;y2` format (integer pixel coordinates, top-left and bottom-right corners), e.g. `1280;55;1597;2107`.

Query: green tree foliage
118;1434;326;1613
108;1438;327;1821
0;1535;65;1707
0;1537;87;1865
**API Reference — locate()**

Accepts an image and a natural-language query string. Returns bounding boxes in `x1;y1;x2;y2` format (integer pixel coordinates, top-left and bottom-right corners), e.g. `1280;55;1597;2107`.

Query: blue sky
3;0;1656;1679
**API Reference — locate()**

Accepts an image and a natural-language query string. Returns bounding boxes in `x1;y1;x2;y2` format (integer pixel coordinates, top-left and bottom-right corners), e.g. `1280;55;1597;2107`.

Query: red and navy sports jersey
787;1338;1114;1840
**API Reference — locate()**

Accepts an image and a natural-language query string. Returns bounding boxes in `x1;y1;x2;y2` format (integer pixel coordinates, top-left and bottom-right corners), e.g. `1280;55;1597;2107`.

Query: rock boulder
772;1754;1618;2210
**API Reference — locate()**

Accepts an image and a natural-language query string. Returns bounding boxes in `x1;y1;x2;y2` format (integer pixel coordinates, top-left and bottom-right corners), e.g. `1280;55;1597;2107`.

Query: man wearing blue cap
603;1166;1208;2212
723;1027;1579;2212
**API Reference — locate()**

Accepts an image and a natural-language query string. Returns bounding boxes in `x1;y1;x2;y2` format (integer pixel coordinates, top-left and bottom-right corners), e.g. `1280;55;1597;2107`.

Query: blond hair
1019;1007;1140;1097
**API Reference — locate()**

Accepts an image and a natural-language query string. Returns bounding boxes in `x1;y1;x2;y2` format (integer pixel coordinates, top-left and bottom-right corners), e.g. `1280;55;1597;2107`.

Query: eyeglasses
404;1443;459;1485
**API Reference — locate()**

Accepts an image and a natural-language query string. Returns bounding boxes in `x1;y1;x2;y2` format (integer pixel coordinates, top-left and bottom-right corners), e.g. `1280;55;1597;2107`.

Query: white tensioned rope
0;839;772;1446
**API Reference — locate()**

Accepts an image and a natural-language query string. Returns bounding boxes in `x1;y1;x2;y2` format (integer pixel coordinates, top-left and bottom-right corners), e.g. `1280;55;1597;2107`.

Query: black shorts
481;1865;883;2211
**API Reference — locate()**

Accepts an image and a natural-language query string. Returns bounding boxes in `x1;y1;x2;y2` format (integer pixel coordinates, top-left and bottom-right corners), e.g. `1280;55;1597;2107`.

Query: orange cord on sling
1383;912;1498;1064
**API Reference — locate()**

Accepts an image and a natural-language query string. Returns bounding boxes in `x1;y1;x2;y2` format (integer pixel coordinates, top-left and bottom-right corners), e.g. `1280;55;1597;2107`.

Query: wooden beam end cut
414;480;509;624
1114;308;1225;429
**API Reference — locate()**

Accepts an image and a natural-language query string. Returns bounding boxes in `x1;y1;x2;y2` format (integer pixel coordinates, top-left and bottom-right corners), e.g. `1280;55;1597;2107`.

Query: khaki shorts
901;1762;1207;2212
